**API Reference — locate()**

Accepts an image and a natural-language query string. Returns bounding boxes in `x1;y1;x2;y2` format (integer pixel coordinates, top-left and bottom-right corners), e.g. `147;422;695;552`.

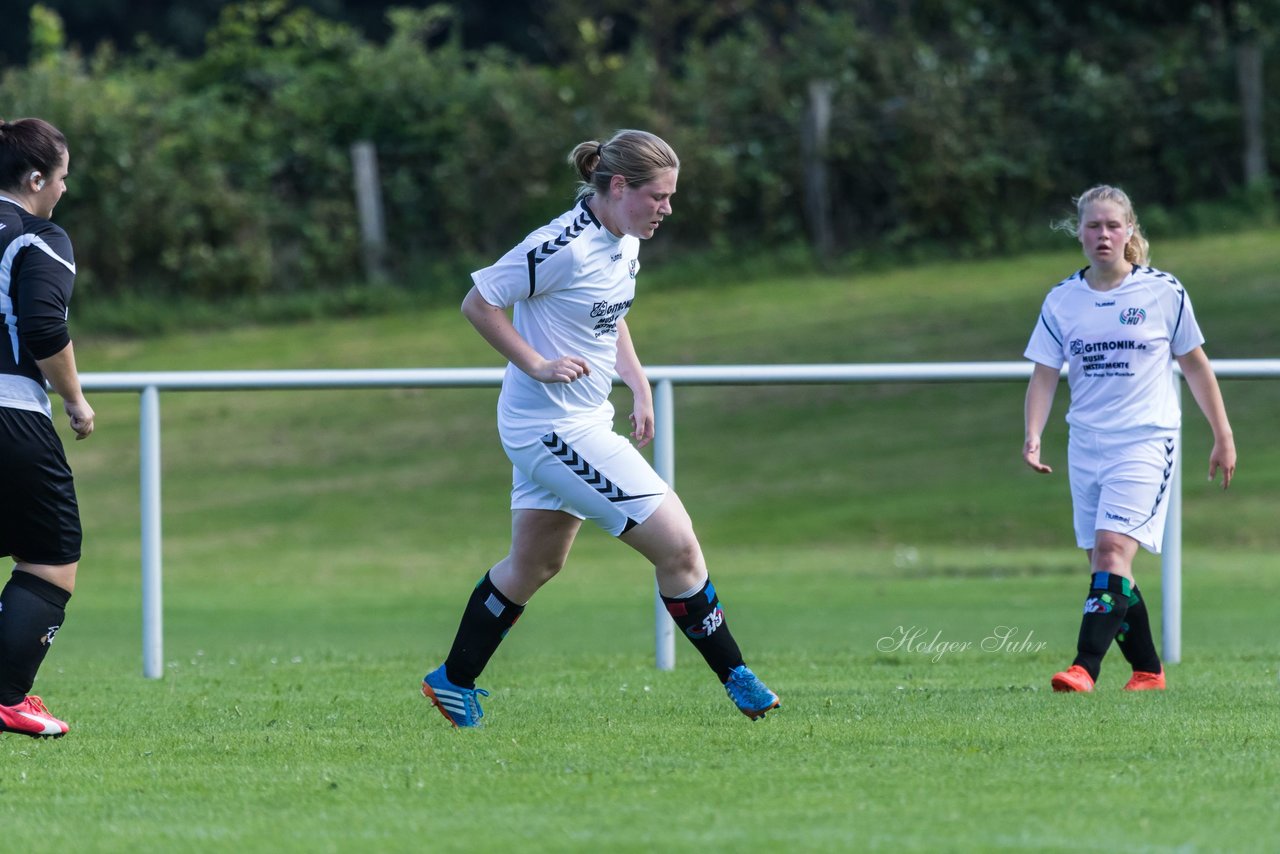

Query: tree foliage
0;1;1275;304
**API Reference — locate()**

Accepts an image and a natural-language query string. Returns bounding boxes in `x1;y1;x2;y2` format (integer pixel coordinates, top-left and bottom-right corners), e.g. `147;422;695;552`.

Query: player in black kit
0;117;95;738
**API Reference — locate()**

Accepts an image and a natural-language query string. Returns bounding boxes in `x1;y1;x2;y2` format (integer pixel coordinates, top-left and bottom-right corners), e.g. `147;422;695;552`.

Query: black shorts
0;406;82;565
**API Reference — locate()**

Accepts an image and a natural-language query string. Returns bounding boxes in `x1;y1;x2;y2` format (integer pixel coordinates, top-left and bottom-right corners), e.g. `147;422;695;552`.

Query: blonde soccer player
1023;185;1235;693
420;130;779;726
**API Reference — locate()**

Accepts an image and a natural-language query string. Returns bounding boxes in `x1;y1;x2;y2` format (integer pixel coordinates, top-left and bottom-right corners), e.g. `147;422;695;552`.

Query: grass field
5;230;1280;851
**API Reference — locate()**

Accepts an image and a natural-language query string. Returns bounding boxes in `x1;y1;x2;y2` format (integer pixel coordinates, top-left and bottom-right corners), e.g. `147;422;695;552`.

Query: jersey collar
1078;263;1139;291
578;195;602;228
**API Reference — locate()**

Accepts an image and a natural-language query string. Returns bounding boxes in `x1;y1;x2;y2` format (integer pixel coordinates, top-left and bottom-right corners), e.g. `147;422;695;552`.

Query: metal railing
79;359;1280;678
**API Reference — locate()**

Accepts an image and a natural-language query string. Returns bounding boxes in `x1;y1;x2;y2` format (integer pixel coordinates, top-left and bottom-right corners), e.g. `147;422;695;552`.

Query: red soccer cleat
1051;664;1095;693
1123;669;1166;691
0;695;69;738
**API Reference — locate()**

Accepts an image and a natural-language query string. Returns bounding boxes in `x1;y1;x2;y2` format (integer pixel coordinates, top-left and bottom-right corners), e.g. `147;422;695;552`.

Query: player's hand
532;356;590;384
1208;437;1236;490
65;398;95;440
1022;438;1052;474
629;404;654;449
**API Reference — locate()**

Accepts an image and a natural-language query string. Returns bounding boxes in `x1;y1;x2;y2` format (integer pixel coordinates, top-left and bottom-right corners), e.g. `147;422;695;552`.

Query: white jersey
1024;265;1205;434
472;197;641;443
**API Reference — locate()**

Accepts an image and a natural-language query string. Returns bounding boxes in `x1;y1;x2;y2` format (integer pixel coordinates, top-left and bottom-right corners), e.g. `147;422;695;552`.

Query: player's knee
514;556;566;587
657;537;703;576
1091;539;1131;571
14;561;77;594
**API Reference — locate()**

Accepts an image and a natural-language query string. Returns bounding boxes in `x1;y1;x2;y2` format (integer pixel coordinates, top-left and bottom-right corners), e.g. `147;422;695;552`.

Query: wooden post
1236;37;1268;188
350;141;388;282
802;80;835;263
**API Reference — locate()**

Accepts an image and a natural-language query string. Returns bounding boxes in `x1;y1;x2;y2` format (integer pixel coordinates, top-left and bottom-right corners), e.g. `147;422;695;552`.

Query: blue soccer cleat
724;665;780;720
422;664;490;728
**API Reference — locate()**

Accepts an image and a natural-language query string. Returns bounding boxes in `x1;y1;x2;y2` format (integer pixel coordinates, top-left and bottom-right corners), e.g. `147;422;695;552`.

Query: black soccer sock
442;572;524;689
0;570;71;706
1115;585;1162;674
1071;571;1131;682
662;578;745;683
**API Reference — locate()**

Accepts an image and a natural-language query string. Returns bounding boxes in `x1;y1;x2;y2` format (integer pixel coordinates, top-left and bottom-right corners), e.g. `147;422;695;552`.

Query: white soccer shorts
1067;429;1178;553
502;421;668;536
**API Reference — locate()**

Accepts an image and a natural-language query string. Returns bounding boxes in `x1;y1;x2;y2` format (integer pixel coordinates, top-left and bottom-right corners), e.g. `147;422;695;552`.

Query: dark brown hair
0;117;67;192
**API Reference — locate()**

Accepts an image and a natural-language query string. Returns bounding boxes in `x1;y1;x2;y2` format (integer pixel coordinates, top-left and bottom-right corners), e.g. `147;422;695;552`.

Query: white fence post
1161;382;1184;664
652;378;677;671
140;385;164;679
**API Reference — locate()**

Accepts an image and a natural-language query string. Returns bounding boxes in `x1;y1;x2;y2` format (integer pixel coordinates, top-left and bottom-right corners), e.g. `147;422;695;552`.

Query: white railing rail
79;359;1280;678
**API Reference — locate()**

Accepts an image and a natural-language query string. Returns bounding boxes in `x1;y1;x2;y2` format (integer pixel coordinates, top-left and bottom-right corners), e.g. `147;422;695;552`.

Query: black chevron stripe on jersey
1138;266;1183;288
541;432;660;504
524;209;593;297
1133;266;1189;341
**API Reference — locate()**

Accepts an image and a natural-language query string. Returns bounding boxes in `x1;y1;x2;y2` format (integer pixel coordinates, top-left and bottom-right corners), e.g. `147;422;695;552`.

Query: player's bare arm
461;286;589;384
1023;362;1060;474
36;342;94;440
613;318;654;448
1175;346;1236;489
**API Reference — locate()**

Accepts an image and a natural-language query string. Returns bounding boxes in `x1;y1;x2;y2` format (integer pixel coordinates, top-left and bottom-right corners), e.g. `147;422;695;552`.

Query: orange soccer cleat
1123;669;1166;691
1051;664;1095;693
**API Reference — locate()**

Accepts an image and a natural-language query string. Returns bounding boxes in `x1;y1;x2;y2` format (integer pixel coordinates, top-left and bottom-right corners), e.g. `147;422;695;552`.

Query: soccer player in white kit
421;130;779;726
1023;185;1236;693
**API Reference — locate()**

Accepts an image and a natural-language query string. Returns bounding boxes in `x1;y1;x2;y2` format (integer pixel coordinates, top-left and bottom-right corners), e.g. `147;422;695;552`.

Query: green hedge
2;1;1275;308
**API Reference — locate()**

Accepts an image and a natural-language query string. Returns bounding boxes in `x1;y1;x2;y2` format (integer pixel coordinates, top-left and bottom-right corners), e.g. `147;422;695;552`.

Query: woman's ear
610;173;628;196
